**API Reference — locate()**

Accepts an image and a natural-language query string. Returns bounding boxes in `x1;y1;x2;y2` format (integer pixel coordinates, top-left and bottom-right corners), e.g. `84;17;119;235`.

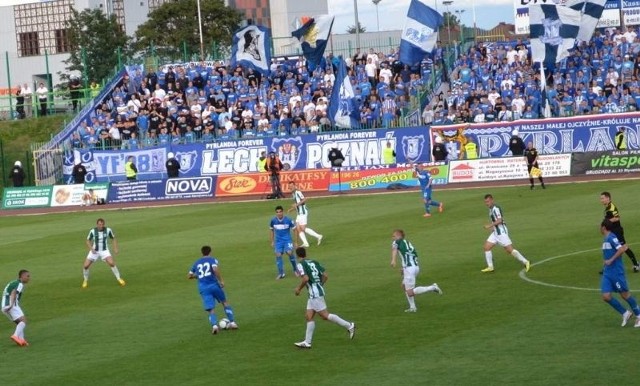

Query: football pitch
2;179;640;386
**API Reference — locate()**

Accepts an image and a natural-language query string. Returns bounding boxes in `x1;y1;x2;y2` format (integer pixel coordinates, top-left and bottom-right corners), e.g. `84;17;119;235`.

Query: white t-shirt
36;86;48;100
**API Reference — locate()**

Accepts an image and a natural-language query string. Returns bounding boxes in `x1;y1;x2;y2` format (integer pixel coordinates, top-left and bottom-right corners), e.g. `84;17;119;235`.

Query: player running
413;164;443;218
481;194;531;273
288;181;323;248
600;191;639;272
390;230;442;312
188;246;238;334
599;220;640;327
2;270;31;346
269;205;297;279
294;247;355;349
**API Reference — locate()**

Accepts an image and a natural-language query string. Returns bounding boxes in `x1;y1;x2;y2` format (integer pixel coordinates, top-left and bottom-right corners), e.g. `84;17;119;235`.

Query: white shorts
296;214;308;226
487;232;513;247
306;296;327;312
2;305;24;321
403;266;420;289
86;249;112;262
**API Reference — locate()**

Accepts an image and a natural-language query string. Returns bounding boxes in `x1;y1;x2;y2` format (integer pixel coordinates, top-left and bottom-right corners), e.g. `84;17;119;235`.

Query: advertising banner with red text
215;170;331;196
328;163;449;192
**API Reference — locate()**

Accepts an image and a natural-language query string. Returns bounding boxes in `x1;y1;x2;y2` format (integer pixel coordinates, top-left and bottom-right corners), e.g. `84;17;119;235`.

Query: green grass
0;115;69;189
1;180;640;386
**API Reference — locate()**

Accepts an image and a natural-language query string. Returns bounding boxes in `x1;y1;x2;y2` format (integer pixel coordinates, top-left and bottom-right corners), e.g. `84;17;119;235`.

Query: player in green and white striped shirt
2;270;31;346
293;247;355;348
288;182;323;248
482;194;530;273
391;230;442;313
82;218;125;288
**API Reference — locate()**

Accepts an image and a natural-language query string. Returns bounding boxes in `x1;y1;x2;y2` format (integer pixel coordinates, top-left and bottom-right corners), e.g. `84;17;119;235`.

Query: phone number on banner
448;154;572;183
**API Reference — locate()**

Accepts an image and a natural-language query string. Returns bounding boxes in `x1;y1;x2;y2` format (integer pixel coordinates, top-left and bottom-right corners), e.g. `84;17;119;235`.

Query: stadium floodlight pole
354;0;361;49
196;0;205;60
471;0;477;39
372;0;382;32
443;0;453;47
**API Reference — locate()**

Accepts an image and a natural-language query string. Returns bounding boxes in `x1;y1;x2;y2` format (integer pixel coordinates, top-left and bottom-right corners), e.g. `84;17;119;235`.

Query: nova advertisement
215;170;330;197
431;113;640;161
108;177;216;203
328;163;449;192
571;150;640;175
64;127;430;182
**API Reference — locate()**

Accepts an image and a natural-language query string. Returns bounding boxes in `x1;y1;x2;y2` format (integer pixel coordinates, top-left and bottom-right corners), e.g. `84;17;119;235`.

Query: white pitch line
519;243;640;291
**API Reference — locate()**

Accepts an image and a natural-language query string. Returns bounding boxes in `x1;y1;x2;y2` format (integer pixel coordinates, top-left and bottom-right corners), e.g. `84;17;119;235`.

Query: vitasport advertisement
571;150;640;175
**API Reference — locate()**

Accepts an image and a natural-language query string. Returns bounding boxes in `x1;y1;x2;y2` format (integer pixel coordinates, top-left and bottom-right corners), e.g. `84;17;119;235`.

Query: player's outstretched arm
390;248;398;268
213;266;224;288
294;275;309;296
112;238;119;254
187;272;196;280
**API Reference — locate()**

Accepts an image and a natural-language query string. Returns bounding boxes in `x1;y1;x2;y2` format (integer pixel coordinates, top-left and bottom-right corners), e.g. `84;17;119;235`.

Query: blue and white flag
540;65;551;118
231;25;271;76
328;58;360;129
399;0;443;66
291;15;334;66
530;4;580;66
566;0;606;42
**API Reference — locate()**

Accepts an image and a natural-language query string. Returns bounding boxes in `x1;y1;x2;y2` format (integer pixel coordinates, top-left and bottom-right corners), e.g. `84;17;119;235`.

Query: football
218;318;230;330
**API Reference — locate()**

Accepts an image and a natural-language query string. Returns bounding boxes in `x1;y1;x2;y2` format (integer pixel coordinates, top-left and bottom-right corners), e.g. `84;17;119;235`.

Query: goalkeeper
524;141;545;190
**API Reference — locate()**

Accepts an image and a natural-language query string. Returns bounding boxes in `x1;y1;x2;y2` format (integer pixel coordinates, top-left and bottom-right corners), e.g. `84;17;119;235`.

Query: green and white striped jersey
299;259;325;298
2;280;24;308
392;238;419;268
292;189;308;215
87;227;115;251
489;205;508;235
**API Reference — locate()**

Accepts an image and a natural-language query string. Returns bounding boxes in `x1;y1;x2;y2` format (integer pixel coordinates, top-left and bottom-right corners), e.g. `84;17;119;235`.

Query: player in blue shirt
413;164;444;218
188;245;237;334
600;220;640;327
270;205;296;280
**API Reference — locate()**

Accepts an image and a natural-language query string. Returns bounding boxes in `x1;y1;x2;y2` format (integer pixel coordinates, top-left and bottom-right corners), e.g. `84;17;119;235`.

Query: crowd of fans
69;47;437;150
424;26;640;125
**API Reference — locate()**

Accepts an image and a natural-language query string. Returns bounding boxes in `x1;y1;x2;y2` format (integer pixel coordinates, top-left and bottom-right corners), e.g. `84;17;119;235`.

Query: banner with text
431;113;640;162
571;150;640;175
328;163;449;192
51;184;86;207
448;154;572;183
66;127;429;182
215;170;330;197
2;186;53;209
108;177;216;203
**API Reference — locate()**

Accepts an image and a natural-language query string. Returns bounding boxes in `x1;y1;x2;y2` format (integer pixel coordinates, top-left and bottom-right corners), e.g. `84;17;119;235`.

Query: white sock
15;321;25;339
83;269;90;280
413;285;436;295
511;249;528;264
485;251;494;268
305;228;321;238
111;266;121;280
406;293;416;309
328;313;351;328
299;232;309;245
305;321;315;344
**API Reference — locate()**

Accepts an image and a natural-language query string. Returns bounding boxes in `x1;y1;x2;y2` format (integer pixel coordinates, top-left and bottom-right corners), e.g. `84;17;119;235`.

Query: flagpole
471;0;477;40
196;0;204;60
354;0;361;49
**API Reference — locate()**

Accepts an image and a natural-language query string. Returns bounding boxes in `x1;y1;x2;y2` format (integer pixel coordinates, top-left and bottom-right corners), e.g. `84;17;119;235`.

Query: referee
524;141;545;190
600;191;639;272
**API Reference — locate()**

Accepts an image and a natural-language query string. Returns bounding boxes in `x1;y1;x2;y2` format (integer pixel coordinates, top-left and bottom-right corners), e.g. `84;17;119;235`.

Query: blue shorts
199;284;226;311
601;274;629;294
423;188;432;200
274;240;294;255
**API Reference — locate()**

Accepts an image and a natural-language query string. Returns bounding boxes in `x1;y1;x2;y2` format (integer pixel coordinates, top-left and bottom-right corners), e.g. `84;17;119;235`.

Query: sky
327;0;516;33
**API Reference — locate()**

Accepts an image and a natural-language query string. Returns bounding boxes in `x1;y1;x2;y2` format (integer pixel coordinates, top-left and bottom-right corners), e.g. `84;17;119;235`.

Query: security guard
256;151;268;173
383;141;396;164
9;160;25;187
464;140;478;159
615;127;627;150
509;129;526;156
166;152;180;178
125;156;137;181
90;80;101;98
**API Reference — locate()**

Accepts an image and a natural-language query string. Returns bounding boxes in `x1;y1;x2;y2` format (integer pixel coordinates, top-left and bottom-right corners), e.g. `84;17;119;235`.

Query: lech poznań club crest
271;137;303;170
402;135;425;163
175;151;198;174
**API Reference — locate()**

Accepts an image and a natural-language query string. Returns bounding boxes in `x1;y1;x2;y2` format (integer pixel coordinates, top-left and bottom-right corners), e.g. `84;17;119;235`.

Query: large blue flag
399;0;443;66
566;0;606;42
231;25;271;75
328;58;360;129
530;4;580;66
291;15;334;66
